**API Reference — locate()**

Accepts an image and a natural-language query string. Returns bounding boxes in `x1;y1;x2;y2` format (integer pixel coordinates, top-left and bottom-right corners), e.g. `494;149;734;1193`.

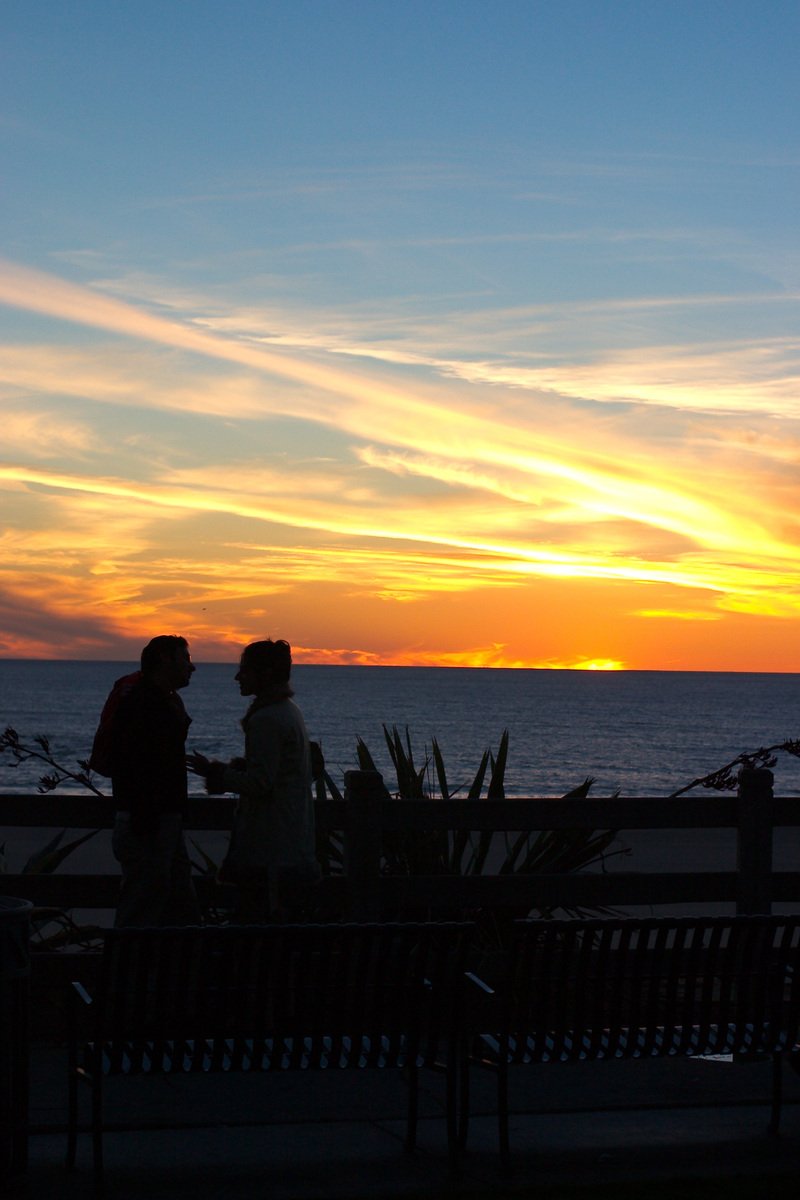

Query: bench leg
498;1061;512;1176
91;1075;105;1196
769;1052;783;1135
457;1052;470;1149
405;1062;418;1151
66;1063;78;1168
445;1058;460;1176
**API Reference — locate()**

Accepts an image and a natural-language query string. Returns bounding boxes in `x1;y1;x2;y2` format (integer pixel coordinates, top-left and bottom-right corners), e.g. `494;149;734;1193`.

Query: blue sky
1;1;799;668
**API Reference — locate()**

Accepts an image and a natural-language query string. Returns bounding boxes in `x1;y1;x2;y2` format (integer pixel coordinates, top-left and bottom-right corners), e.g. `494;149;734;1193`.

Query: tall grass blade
487;729;509;800
187;837;219;877
431;737;450;800
23;827;99;875
466;750;490;801
356;736;380;774
562;777;594;799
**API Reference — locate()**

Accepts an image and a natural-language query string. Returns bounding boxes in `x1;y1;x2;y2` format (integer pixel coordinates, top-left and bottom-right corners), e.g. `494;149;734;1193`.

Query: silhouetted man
110;635;201;927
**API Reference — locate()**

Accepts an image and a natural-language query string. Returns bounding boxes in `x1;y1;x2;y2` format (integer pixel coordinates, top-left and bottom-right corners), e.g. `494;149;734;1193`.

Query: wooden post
736;767;774;915
343;770;384;921
0;898;32;1183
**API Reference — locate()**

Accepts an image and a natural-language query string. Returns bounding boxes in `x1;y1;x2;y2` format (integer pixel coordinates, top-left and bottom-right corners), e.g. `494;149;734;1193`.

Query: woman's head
236;638;292;696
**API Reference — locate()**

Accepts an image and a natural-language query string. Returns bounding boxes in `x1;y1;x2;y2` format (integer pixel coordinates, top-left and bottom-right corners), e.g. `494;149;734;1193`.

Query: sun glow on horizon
577;660;625;672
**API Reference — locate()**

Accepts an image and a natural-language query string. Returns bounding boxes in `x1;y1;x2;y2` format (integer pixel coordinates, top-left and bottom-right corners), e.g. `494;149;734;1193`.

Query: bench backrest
500;915;800;1061
91;921;475;1072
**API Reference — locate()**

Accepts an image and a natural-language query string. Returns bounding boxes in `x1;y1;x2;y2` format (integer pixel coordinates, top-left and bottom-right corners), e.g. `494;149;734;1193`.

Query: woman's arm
221;710;284;802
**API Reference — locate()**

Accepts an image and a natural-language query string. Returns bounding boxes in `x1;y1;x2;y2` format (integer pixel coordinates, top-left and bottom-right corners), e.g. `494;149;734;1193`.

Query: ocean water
2;660;799;799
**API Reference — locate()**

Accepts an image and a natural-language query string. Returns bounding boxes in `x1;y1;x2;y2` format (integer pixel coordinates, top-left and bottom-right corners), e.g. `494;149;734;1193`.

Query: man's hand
186;751;211;778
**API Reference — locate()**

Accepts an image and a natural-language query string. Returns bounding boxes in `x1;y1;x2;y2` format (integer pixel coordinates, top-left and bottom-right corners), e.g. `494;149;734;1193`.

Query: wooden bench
66;920;475;1190
460;914;800;1169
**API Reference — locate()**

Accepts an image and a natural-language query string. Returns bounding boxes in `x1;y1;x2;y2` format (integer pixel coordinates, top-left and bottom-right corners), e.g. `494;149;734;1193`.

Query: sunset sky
2;0;799;669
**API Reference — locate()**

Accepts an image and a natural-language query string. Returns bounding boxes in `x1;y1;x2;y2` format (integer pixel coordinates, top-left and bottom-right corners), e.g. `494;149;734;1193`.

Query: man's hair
242;638;292;683
140;635;188;674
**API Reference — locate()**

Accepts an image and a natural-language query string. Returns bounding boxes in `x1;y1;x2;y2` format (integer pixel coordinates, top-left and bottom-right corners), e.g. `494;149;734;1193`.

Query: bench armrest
70;980;93;1006
466;972;495;997
462;971;497;1034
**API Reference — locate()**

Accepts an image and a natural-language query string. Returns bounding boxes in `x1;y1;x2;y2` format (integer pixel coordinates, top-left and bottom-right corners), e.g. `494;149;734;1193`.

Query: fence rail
2;767;800;919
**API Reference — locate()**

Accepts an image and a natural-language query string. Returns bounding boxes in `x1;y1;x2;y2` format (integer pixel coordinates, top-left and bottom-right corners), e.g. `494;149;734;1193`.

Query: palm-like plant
1;726;104;795
344;725;623;913
0;826;106;950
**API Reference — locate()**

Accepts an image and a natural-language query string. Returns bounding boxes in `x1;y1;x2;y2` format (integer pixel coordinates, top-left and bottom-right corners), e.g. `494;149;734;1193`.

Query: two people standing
104;635;318;927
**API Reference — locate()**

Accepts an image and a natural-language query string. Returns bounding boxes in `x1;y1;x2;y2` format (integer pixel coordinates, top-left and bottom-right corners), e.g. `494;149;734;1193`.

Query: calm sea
2;661;799;799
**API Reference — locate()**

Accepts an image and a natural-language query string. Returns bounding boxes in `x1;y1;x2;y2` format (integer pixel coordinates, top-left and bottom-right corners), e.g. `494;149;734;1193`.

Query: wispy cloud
92;268;800;421
0;406;98;457
453;339;800;417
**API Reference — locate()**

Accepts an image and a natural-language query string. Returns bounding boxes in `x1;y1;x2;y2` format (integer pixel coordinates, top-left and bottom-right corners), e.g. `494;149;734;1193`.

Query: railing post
343;770;384;921
736;767;774;915
0;898;32;1184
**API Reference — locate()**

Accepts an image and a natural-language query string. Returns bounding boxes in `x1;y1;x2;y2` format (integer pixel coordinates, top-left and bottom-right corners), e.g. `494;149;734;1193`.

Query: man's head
236;638;291;696
140;635;195;691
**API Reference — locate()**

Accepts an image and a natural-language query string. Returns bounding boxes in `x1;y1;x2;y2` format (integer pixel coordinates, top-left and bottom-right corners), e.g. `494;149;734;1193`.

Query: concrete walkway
6;1045;800;1198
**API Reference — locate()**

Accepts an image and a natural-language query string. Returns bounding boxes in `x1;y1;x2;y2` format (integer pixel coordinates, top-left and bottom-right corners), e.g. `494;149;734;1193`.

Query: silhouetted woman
188;638;319;922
